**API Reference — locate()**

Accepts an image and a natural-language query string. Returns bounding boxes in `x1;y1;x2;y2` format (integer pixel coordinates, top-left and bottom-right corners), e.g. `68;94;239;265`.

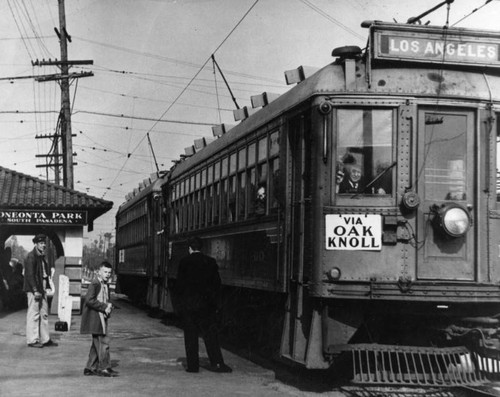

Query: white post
58;274;72;330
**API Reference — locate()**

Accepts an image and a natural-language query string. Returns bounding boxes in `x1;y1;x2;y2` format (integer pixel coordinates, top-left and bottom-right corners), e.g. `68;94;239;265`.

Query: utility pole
34;0;93;189
58;0;73;189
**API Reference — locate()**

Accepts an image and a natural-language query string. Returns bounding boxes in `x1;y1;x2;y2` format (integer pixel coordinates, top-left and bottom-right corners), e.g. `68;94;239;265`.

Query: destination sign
0;209;87;225
325;214;381;251
374;28;500;67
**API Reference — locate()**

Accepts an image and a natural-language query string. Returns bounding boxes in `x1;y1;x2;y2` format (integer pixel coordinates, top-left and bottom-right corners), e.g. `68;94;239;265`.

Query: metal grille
472;346;500;381
340;386;456;397
349;344;485;386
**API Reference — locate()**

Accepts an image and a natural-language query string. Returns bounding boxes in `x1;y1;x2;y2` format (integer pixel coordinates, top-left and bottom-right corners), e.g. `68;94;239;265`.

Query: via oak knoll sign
325;214;382;251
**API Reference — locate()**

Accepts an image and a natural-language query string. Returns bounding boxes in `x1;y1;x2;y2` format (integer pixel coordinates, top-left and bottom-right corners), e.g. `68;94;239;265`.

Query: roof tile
0;166;113;222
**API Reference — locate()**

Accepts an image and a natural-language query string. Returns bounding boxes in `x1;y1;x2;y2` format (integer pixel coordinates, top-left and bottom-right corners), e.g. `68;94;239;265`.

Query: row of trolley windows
116;201;148;228
117;216;148;246
170;131;280;233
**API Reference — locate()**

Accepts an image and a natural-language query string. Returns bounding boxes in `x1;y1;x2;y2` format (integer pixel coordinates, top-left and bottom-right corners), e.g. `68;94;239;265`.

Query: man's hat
32;234;47;244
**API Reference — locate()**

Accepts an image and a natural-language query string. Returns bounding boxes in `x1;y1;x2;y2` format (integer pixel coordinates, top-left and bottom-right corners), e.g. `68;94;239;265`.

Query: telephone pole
58;0;73;189
34;0;93;189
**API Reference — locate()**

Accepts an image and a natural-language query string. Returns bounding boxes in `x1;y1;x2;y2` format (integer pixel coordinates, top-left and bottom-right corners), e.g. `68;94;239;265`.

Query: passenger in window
337;155;391;195
255;184;266;215
337;154;364;194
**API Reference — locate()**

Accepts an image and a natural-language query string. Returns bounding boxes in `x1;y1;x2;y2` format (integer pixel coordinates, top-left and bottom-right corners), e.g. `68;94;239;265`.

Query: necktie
101;283;108;303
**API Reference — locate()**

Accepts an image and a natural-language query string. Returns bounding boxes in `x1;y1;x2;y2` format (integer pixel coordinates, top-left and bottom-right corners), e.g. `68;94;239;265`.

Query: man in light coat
23;234;55;348
80;261;117;377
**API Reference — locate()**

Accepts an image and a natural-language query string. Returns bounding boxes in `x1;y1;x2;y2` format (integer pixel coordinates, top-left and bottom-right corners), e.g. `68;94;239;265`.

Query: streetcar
116;19;500;386
115;172;168;309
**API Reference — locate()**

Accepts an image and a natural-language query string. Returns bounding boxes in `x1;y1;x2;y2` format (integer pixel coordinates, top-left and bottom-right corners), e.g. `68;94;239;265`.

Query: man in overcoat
80;261;117;377
176;236;232;373
23;234;55;347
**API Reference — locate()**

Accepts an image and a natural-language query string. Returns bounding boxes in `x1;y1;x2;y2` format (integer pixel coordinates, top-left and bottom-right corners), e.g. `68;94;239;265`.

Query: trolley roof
116;172;168;216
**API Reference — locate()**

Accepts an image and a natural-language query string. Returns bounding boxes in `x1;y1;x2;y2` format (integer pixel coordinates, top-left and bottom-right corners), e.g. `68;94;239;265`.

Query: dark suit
176;251;224;371
24;249;51;295
80;278;111;371
338;178;364;194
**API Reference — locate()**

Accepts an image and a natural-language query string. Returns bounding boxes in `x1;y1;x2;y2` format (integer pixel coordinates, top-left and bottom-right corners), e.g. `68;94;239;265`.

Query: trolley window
424;113;467;201
336;108;394;198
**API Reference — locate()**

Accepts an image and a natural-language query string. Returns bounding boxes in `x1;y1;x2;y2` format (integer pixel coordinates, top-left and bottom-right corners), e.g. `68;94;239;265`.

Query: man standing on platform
176;236;232;374
80;261;117;377
23;234;55;348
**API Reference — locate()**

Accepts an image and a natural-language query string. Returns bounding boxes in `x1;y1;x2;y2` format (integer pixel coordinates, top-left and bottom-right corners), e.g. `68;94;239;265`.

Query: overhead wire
7;0;34;59
73;35;283;85
298;0;365;41
451;0;493;26
7;0;36;59
74;120;211;140
85;64;285;89
102;0;261;197
22;0;53;58
8;0;59;179
212;58;222;124
76;84;235;112
73;110;215;126
83;68;278;98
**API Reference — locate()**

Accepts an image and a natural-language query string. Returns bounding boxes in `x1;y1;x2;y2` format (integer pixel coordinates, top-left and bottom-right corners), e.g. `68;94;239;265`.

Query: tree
5;236;28;263
82;235;115;271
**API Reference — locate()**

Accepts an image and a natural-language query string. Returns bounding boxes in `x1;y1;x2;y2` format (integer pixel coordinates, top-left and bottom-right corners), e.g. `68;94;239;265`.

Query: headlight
434;203;471;238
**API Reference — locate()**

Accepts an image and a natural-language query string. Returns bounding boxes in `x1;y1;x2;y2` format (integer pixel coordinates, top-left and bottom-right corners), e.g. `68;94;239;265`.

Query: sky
0;0;498;246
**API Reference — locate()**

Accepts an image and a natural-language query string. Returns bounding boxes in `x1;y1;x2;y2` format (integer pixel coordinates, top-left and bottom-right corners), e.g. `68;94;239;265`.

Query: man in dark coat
176;236;232;373
338;154;365;194
80;261;117;377
23;234;55;348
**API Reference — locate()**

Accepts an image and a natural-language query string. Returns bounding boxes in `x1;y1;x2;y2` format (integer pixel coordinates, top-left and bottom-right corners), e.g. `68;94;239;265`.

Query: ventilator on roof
184;146;195;156
251;92;280;108
284;66;319;85
212;123;235;137
233;106;258;121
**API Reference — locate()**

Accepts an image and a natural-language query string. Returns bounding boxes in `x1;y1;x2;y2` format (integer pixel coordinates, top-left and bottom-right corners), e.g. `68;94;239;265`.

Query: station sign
0;209;87;225
372;25;500;68
325;214;381;251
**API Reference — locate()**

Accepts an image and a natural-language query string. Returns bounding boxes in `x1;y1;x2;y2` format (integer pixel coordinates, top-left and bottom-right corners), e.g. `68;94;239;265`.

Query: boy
80;261;117;377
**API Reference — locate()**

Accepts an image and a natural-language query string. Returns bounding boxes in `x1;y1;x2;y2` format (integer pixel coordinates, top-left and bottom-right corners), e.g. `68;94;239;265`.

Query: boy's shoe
98;368;118;377
210;363;232;373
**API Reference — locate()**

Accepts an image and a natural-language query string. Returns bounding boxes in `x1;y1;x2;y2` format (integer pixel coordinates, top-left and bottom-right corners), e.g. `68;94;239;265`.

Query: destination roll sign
372;24;500;67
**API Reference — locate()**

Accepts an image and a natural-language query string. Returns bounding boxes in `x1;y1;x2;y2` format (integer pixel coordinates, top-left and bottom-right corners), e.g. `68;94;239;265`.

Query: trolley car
115;173;168;308
116;20;500;386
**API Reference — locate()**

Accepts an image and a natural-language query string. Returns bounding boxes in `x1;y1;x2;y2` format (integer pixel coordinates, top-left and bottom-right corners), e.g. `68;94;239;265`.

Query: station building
0;166;112;313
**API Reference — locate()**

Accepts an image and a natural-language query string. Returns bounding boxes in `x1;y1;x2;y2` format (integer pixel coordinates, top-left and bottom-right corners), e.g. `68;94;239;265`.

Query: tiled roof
0;166;113;221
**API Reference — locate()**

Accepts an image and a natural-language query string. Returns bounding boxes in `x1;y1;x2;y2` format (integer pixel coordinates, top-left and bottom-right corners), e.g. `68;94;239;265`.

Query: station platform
0;294;297;397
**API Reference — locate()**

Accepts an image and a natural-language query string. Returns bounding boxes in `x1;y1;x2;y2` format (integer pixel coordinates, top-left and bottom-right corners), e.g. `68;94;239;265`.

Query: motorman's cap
32;234;47;244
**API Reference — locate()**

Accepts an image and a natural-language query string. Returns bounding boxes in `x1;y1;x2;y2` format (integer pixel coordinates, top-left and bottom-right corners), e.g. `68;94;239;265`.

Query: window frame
334;106;397;207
